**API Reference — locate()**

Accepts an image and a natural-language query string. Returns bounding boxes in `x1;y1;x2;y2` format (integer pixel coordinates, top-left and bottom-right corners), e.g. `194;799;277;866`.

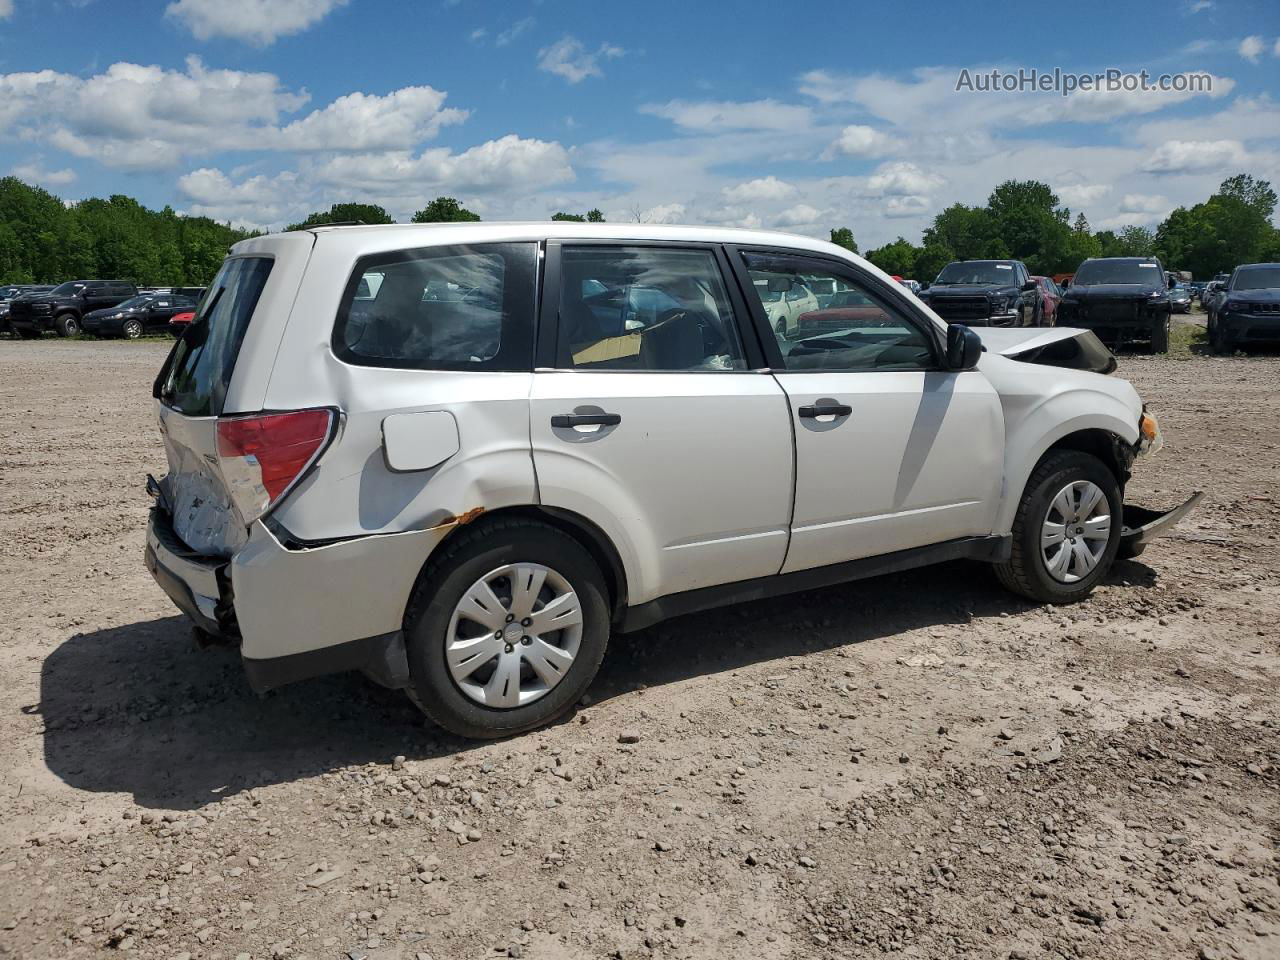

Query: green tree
551;212;586;222
287;203;393;230
586;208;605;222
1114;225;1155;257
865;237;920;277
411;197;481;222
913;242;955;282
829;227;858;253
923;204;1006;261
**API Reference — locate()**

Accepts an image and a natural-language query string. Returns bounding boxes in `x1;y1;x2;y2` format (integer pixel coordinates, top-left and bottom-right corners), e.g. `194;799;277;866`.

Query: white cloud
1275;37;1280;57
884;195;932;218
1056;183;1111;206
773;203;823;227
865;161;944;196
0;0;12;20
722;176;795;203
1141;139;1247;173
825;124;899;158
269;87;466;151
536;36;623;84
1118;193;1170;214
1186;0;1213;12
1238;35;1265;62
0;58;465;169
10;161;76;187
469;28;487;42
640;202;686;224
166;0;348;46
496;17;534;47
639;99;812;133
178;167;304;225
313;134;575;193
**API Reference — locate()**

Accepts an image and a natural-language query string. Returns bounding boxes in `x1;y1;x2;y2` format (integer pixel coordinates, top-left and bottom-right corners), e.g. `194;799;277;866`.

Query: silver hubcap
1041;480;1111;583
445;563;583;709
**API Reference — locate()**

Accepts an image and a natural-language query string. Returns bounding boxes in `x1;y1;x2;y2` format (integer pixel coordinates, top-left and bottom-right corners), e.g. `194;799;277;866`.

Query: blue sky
1;0;1277;246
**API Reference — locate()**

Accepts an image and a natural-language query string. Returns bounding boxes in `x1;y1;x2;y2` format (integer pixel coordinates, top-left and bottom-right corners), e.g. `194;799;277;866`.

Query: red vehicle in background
1032;275;1062;326
167;310;195;337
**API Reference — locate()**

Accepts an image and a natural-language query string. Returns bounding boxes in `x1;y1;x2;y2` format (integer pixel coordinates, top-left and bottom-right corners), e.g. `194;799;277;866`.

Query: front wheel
995;450;1121;603
121;318;143;339
404;519;610;739
1150;314;1170;353
54;314;80;337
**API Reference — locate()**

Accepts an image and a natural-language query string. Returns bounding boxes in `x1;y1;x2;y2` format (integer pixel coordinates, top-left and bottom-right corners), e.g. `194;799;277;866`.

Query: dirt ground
0;322;1276;960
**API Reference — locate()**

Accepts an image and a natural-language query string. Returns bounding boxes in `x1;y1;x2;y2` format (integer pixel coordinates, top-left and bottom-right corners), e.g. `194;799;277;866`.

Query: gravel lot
1;328;1276;960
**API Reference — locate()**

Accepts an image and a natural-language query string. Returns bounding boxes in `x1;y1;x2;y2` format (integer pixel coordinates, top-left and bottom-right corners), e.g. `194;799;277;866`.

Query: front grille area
1240;301;1280;314
928;296;991;321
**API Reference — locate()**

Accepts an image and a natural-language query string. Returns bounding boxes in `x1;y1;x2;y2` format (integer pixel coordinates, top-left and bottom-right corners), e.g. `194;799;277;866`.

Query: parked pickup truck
1056;257;1173;352
145;223;1199;739
7;280;139;337
0;284;53;334
917;260;1041;326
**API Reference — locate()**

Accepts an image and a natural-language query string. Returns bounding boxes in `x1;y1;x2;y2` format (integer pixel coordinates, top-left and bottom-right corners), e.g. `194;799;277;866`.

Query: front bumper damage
1116;410;1201;554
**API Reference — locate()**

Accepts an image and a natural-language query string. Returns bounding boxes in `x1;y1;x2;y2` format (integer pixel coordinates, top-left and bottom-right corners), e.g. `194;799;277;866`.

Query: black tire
15;325;40;340
1116;540;1147;561
121;318;143;340
1209;319;1232;355
54;313;80;337
404;519;610;739
1150;314;1169;353
995;450;1122;604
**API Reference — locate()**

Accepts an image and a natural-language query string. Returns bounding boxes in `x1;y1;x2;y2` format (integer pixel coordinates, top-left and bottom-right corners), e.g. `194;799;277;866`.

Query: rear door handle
798;402;852;419
550;413;622;428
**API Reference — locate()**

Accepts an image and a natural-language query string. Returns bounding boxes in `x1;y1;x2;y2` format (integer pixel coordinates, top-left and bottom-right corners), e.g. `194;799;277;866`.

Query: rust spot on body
430;506;486;531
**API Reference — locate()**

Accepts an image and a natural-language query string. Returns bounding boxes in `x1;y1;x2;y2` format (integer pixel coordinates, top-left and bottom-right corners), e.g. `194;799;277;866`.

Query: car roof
229;221;860;263
1236;262;1280;269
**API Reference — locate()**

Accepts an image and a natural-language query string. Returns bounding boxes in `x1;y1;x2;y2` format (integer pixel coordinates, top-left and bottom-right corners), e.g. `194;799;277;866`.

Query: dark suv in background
918;260;1041;326
1208;262;1280;353
7;280;139;337
1056;257;1173;353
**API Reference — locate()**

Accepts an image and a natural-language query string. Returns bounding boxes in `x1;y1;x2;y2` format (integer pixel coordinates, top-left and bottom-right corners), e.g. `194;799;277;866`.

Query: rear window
158;256;273;416
333;242;536;371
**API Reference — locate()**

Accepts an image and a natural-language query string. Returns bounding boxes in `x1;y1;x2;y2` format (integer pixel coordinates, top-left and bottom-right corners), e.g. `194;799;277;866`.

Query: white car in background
754;276;820;338
146;222;1198;739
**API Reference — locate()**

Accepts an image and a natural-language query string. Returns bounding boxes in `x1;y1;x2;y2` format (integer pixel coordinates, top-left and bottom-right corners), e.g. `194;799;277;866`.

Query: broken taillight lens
216;408;335;523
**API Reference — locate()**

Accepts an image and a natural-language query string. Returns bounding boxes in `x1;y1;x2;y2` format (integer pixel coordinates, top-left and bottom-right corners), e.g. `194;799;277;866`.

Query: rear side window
333;242;535;371
159;257;273;416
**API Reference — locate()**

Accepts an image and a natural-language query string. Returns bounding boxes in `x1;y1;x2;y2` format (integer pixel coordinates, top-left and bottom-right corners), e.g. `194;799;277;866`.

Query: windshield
1072;260;1162;286
50;282;86;296
934;262;1016;285
1233;268;1280;291
0;286;22;299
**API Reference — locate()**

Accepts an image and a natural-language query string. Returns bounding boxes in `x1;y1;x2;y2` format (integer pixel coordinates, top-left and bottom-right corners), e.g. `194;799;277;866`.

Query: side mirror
1021;279;1038;292
945;323;982;371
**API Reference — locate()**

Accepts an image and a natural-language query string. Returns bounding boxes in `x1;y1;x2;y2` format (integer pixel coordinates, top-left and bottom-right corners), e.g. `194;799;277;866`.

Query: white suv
146;223;1198;739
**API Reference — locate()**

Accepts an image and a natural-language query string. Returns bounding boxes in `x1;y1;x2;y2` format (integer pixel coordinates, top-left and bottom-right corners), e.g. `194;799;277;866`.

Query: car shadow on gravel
40;559;1156;810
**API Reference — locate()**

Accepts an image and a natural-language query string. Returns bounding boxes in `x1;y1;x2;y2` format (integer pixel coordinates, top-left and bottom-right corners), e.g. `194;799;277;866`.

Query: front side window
334;243;534;371
742;253;935;372
554;246;746;371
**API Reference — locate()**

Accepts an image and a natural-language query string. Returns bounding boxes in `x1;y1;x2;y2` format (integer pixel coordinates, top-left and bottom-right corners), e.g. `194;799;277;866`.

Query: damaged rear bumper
1120;492;1203;553
145;506;448;693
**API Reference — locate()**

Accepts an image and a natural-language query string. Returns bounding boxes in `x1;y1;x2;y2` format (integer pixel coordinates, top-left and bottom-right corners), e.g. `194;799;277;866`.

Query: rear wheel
121;318;143;339
995;450;1121;603
54;313;80;337
404;519;610;739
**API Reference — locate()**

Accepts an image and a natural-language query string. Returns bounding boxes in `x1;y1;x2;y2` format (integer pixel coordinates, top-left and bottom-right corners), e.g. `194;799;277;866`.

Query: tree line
834;174;1280;281
4;172;1275;287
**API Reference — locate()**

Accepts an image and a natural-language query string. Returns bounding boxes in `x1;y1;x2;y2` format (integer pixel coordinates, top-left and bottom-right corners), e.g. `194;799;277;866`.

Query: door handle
798;402;852;419
551;413;622;428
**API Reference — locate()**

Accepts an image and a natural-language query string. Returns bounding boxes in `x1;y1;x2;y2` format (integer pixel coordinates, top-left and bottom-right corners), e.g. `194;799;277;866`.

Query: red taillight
217;409;334;520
